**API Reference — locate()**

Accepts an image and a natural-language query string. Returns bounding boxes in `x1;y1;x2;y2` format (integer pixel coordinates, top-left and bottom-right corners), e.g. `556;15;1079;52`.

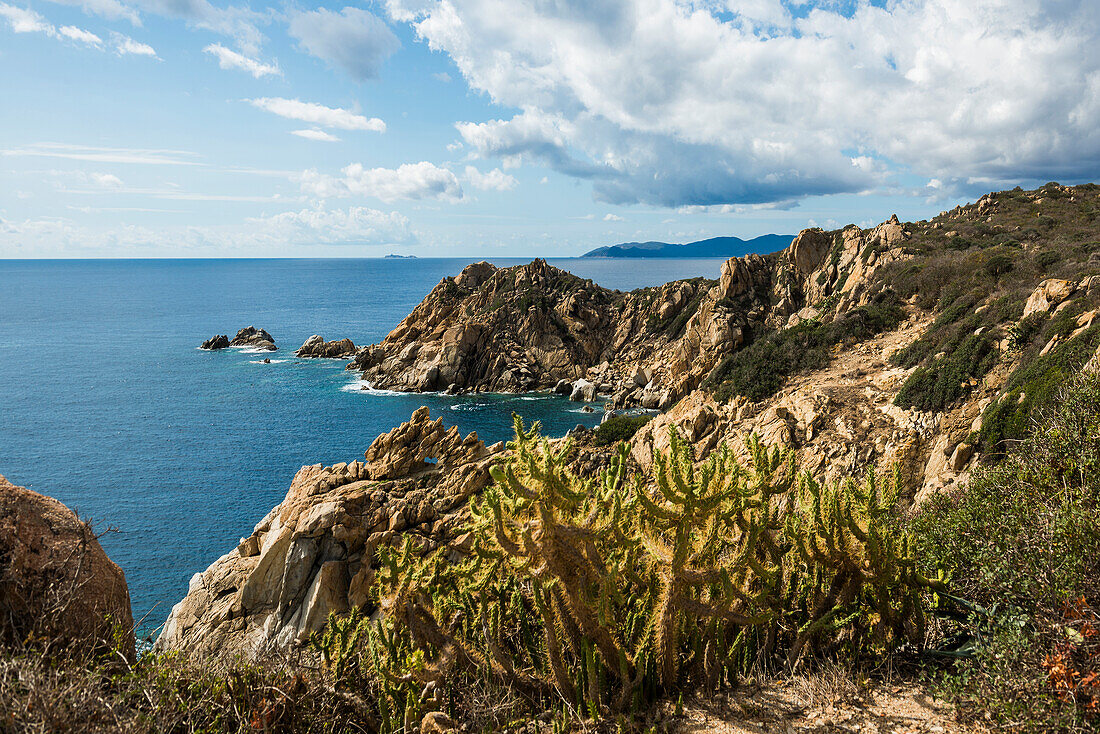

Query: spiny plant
353;416;941;723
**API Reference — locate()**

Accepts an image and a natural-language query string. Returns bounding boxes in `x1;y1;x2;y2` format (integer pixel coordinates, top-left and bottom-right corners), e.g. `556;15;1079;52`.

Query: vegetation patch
913;373;1100;730
592;413;654;446
706;292;905;402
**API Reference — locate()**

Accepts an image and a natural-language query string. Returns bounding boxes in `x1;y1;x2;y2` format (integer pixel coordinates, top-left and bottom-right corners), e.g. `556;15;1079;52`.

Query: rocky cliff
167;182;1100;660
157;408;502;660
348;216;909;409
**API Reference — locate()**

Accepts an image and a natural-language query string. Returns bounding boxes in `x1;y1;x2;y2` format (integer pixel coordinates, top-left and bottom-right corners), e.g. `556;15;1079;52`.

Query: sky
1;0;1099;258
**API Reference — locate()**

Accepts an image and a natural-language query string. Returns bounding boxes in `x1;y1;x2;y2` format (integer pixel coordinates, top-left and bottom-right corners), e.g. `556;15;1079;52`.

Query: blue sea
0;257;726;637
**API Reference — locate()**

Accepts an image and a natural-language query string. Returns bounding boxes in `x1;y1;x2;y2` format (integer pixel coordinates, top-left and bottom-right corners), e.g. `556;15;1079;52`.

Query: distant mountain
581;234;792;259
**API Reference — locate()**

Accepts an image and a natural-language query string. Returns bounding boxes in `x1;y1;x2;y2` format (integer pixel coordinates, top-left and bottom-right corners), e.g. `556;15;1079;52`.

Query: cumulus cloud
603;213;622;222
301;161;463;202
388;0;1100;207
248;97;385;132
291;128;341;142
288;7;399;81
203;43;279;78
464;165;517;191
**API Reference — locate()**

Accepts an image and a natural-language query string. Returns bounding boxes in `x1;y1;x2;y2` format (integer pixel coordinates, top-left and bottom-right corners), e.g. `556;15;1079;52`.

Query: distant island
384;254;418;259
581;234;792;258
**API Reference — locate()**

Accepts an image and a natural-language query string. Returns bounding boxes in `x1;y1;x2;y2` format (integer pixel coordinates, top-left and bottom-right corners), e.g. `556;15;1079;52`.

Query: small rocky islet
9;183;1100;731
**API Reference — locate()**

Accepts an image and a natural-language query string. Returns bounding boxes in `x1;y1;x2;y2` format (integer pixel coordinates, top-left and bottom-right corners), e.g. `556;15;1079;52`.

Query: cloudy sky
2;0;1098;257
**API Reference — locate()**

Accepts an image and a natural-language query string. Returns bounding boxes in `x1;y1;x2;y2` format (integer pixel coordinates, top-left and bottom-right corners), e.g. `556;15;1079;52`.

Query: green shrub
707;292;905;402
913;373;1100;730
592;414;654;446
893;332;998;412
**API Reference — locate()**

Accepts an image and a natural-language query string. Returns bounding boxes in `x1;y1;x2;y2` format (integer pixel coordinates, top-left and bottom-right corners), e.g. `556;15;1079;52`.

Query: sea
0;257;727;638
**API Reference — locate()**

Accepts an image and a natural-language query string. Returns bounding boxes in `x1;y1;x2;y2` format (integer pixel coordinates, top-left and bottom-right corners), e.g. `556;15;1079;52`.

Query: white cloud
247;97;385;132
112;32;156;56
203;43;279;78
301;161;463;202
0;206;415;256
291;128;341;142
464;165;517;191
389;0;1100;207
432;71;451;82
90;172;123;188
1;142;202;165
0;3;107;48
0;3;54;34
57;24;102;45
288;7;399;81
603;213;623;221
42;0;140;24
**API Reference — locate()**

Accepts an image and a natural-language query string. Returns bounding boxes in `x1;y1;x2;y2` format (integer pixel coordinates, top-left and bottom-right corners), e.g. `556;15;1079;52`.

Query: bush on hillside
592;413;654;446
707;292;905;403
913;373;1100;730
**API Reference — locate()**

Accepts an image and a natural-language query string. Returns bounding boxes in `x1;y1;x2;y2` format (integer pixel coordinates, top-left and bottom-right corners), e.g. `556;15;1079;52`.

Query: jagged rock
0;475;134;657
230;326;277;351
421;711;456;734
296;335;357;359
156;409;502;660
553;379;572;395
455;261;496;290
788;228;832;276
1023;279;1075;318
570;378;597;402
200;334;230;350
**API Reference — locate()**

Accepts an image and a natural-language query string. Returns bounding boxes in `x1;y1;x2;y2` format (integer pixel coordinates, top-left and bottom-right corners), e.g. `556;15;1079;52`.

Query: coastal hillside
581;234;791;258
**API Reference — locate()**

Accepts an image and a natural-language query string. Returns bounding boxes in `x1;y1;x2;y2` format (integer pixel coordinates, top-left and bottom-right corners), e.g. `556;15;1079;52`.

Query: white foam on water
249;359;288;364
340;379;408;396
234;346;279;355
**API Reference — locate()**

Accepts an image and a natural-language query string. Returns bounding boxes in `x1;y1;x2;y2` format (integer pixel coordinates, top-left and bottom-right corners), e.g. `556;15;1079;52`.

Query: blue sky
2;0;1098;257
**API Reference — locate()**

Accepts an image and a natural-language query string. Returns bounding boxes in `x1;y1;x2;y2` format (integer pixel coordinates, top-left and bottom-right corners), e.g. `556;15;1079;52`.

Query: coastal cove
0;257;728;636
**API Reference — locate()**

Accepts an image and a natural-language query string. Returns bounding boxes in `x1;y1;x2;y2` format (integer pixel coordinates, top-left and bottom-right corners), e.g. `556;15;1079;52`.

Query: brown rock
0;475;134;656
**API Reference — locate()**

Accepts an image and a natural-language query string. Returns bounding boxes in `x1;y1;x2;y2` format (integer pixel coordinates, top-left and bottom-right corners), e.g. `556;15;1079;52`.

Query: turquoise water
0;257;726;635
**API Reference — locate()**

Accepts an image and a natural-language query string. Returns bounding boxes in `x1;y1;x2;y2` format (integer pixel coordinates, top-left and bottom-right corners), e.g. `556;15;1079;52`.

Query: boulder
230;326;277;351
1023;279;1075;319
553;379;572;395
788;228;832;276
454;261;496;290
296;335;357;359
200;334;230;350
570;379;597;402
0;475;134;657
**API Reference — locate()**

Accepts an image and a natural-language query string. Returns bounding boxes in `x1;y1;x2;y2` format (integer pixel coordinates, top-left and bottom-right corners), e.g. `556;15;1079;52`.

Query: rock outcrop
200;334;230;350
296;335;357;359
230;326;276;351
349;214;911;407
0;475;134;656
156;408;502;660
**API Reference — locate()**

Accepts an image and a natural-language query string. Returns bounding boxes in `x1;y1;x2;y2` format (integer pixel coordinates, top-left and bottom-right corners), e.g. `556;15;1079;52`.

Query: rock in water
296;335;357;359
200;334;230;350
0;474;134;657
156;407;504;660
230;326;277;351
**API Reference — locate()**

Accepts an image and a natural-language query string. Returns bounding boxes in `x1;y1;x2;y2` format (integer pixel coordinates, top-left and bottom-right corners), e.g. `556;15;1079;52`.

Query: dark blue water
0;257;725;633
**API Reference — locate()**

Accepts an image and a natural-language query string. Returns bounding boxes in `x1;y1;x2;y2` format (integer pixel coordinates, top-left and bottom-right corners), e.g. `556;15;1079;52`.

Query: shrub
707;292;905;402
913;373;1100;730
592;414;654;446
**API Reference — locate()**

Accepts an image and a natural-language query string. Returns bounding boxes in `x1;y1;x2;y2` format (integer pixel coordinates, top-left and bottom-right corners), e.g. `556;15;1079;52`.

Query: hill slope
581;233;791;258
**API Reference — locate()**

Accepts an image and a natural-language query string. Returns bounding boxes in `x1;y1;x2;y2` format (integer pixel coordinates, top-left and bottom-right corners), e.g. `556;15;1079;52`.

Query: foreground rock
156;408;503;660
296;335;357;359
230;326;276;351
0;474;134;656
200;334;230;350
